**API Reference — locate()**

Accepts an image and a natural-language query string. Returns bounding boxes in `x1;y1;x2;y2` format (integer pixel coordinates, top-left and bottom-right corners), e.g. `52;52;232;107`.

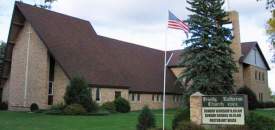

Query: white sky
0;0;275;92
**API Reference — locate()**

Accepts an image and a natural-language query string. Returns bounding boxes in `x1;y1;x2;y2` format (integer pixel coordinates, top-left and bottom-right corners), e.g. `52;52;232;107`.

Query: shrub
63;75;94;112
50;102;66;111
101;101;116;114
86;110;110;116
172;108;190;130
175;121;205;130
64;104;87;115
237;86;258;110
45;110;64;115
265;101;275;108
30;103;39;112
246;112;275;130
88;100;99;112
136;104;156;130
114;97;131;113
0;102;8;110
258;102;266;109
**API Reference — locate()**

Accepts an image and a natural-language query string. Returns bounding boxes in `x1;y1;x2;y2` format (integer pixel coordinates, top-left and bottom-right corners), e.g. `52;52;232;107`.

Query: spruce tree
178;0;238;104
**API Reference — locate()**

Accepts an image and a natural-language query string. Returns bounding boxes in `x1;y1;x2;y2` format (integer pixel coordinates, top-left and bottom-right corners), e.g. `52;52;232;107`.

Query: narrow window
259;72;261;80
262;73;265;81
152;94;155;101
48;81;54;105
173;95;176;101
259;93;263;102
255;71;257;80
137;94;140;101
132;94;135;101
161;95;163;101
157;94;159;101
48;55;55;105
96;88;100;101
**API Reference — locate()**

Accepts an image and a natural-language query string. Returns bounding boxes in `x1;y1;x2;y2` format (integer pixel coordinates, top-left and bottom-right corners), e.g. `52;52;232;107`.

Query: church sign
202;95;245;125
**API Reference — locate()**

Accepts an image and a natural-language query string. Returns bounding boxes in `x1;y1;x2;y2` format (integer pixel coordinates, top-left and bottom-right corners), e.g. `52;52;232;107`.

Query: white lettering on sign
202;107;244;125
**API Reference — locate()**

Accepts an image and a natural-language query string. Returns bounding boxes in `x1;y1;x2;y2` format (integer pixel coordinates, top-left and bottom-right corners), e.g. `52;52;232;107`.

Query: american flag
168;11;189;38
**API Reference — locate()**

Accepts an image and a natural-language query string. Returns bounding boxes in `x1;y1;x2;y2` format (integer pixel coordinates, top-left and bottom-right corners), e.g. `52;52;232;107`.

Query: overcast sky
0;0;275;92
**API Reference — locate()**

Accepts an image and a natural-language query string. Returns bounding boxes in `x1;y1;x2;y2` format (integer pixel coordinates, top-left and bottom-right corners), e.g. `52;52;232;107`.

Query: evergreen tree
0;41;6;76
136;104;156;130
63;74;97;112
178;0;238;105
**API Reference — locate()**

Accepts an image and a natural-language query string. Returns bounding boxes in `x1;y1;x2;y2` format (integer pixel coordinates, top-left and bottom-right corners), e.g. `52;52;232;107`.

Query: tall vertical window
173;95;176;101
262;73;265;81
96;88;100;101
157;95;159;101
259;93;263;102
259;72;261;80
132;94;135;101
137;94;141;101
255;71;257;80
152;94;155;101
48;55;55;105
161;95;163;101
48;81;54;105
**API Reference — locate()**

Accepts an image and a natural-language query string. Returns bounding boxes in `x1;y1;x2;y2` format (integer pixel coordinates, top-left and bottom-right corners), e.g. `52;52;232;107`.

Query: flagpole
163;11;169;130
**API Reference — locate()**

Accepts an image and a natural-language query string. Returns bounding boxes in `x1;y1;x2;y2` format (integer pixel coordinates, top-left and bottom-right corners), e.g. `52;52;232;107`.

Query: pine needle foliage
64;75;96;112
136;104;156;130
178;0;238;104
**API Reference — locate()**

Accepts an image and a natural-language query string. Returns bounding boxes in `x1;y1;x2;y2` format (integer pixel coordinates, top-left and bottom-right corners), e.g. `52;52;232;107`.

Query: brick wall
243;65;269;101
91;88;129;105
53;62;70;105
7;21;49;110
129;93;183;110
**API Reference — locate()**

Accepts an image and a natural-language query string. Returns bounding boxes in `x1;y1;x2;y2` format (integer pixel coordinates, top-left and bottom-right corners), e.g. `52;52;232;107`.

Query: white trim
96;88;101;102
49;81;54;95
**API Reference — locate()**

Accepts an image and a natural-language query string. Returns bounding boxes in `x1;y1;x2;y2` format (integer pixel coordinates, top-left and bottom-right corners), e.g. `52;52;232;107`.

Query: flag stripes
168;11;189;38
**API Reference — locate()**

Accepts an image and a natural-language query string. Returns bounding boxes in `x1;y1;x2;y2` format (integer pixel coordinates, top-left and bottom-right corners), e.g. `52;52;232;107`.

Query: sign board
202;95;245;125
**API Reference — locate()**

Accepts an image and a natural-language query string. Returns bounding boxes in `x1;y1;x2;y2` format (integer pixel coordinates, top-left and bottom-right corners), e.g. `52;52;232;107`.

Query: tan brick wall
243;65;269;101
8;21;49;109
53;62;70;105
129;93;183;110
233;62;244;90
91;88;129;105
190;94;202;125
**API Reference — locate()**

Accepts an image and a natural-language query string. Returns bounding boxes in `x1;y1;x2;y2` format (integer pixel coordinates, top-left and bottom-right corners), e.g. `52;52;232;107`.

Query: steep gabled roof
239;42;270;70
99;36;181;93
1;2;182;93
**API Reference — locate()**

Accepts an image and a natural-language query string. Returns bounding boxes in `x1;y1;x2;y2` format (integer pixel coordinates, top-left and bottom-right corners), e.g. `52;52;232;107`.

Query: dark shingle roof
8;2;182;93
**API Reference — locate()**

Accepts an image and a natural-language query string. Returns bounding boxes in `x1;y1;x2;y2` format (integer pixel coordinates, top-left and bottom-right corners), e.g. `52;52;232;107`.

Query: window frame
152;94;155;101
48;81;54;95
137;94;141;101
96;88;101;102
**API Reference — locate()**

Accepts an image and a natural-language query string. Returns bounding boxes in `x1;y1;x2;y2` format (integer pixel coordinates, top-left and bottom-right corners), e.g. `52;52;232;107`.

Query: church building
0;2;270;111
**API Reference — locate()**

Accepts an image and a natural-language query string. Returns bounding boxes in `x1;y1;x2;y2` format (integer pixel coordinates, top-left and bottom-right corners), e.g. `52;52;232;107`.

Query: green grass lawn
249;109;275;119
0;109;274;130
0;109;176;130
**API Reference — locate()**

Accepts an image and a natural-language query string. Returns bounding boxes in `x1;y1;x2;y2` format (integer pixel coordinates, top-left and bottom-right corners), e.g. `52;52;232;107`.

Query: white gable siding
242;47;267;69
